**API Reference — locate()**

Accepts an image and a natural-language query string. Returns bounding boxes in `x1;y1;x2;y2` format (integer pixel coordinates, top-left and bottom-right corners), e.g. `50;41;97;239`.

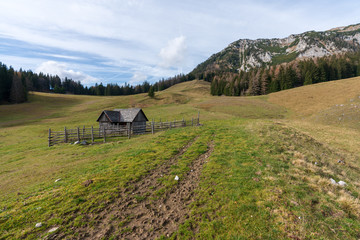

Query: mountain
191;23;360;76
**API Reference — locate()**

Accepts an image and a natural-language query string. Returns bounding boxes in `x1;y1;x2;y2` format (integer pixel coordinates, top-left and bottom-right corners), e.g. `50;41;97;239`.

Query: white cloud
36;61;98;85
130;72;147;85
39;53;83;60
159;36;187;68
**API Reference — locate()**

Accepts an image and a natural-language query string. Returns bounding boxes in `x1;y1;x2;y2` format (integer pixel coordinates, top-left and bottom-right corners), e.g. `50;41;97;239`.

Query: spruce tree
148;86;155;98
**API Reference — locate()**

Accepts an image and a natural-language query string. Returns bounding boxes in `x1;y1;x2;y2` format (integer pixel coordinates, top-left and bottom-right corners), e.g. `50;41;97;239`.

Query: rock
74;141;80;145
81;140;87;145
330;178;337;185
315;162;318;165
48;227;59;233
338;181;347;187
337;159;345;164
55;178;61;182
35;222;42;228
174;175;179;181
83;179;93;187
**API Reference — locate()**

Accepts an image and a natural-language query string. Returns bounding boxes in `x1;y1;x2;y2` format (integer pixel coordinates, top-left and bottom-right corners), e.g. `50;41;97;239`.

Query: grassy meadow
1;78;360;239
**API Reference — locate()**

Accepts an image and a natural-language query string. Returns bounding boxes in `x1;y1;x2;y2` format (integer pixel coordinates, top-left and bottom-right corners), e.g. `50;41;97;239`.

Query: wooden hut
96;108;148;134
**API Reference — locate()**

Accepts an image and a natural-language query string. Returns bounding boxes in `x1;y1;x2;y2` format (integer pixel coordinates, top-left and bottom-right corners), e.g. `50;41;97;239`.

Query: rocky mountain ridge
191;23;360;75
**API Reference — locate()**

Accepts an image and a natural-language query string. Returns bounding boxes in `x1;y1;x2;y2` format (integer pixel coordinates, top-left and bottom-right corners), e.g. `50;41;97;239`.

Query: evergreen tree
9;72;27;103
304;71;313;85
210;79;218;95
148;86;155;98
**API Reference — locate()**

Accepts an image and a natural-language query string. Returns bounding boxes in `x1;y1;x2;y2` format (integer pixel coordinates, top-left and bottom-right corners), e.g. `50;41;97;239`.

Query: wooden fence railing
48;117;200;147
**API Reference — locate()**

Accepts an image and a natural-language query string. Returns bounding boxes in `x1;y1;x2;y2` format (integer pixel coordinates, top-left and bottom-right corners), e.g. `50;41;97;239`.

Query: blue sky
1;0;359;86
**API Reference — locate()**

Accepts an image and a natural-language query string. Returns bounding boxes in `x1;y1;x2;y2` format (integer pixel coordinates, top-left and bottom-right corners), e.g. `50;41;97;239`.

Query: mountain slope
192;23;360;75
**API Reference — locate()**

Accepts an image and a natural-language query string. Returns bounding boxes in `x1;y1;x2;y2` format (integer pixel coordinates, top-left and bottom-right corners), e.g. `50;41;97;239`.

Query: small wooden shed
96;108;148;133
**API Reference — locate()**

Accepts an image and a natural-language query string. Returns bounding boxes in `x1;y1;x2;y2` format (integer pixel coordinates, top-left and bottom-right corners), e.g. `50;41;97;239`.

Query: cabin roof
97;108;148;123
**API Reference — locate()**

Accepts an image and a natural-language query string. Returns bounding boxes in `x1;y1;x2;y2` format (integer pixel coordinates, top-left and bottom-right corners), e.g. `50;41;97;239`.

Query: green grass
271;52;298;65
2;79;360;239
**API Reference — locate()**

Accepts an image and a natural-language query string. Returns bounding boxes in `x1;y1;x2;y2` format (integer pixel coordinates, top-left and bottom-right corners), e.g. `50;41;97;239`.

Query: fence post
83;125;85;138
48;128;51;147
77;127;80;142
169;121;172;129
64;127;68;143
182;118;185;127
103;128;106;142
151;120;154;134
197;111;200;125
127;123;131;139
91;126;94;143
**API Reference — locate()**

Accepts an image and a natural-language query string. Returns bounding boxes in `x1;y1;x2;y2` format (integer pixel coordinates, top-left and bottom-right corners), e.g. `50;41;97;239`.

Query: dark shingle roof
113;108;148;122
103;110;120;122
97;108;148;123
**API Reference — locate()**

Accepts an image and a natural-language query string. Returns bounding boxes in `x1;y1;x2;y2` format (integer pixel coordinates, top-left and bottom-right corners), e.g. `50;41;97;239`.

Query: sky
0;0;360;86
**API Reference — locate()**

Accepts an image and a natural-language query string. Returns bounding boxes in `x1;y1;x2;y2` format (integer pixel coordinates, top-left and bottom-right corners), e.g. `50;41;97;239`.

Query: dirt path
55;136;214;239
117;140;214;239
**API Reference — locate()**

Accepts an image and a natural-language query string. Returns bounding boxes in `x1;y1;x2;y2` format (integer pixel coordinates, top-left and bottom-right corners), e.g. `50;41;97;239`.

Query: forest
0;62;195;104
207;52;360;96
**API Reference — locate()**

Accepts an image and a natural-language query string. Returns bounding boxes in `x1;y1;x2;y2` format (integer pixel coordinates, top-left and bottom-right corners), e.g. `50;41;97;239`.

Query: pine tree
304;71;313;85
9;73;26;103
210;79;218;95
148;86;155;98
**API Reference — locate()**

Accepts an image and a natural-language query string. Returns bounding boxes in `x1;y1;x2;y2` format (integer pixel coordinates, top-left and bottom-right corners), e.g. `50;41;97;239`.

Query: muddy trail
54;136;214;239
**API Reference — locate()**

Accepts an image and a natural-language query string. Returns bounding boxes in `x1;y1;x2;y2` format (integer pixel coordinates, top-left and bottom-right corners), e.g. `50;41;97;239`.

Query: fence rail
48;117;200;147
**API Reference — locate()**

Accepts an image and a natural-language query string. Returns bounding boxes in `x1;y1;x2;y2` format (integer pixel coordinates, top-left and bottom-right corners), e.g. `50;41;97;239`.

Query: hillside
1;79;360;239
192;23;360;74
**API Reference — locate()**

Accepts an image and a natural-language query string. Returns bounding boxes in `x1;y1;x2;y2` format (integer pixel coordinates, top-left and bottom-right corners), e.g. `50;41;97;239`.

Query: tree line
0;63;28;104
3;51;357;104
207;52;360;96
0;61;196;104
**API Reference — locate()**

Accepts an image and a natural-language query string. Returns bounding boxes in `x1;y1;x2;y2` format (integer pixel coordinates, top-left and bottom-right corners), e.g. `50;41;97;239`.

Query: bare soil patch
52;137;214;239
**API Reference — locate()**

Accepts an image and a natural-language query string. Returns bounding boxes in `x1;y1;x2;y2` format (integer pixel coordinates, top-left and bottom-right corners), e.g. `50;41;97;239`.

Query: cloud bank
159;36;187;68
36;61;98;85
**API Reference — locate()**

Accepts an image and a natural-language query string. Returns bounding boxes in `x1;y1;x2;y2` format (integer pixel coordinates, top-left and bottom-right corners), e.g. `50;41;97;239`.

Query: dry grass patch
268;76;360;117
196;96;286;119
337;192;360;218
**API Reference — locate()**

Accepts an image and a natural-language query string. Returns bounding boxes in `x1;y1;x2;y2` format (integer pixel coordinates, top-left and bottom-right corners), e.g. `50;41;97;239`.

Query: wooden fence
48;117;200;147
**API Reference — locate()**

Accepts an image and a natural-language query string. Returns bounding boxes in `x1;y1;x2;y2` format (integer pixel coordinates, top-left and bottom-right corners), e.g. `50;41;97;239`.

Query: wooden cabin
96;108;148;134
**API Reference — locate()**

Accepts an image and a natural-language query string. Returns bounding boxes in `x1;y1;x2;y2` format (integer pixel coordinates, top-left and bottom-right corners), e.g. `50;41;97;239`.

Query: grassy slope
1;79;360;239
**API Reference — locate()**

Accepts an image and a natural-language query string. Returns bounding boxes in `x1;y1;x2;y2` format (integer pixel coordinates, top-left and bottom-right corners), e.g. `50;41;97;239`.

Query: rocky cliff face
192;23;360;75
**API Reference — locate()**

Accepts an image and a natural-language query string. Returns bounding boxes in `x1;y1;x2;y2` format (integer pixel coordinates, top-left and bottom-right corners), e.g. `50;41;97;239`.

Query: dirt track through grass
59;136;214;239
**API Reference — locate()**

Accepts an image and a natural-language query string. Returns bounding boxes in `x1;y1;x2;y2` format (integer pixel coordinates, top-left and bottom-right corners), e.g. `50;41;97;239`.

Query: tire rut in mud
118;140;214;239
61;136;214;239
